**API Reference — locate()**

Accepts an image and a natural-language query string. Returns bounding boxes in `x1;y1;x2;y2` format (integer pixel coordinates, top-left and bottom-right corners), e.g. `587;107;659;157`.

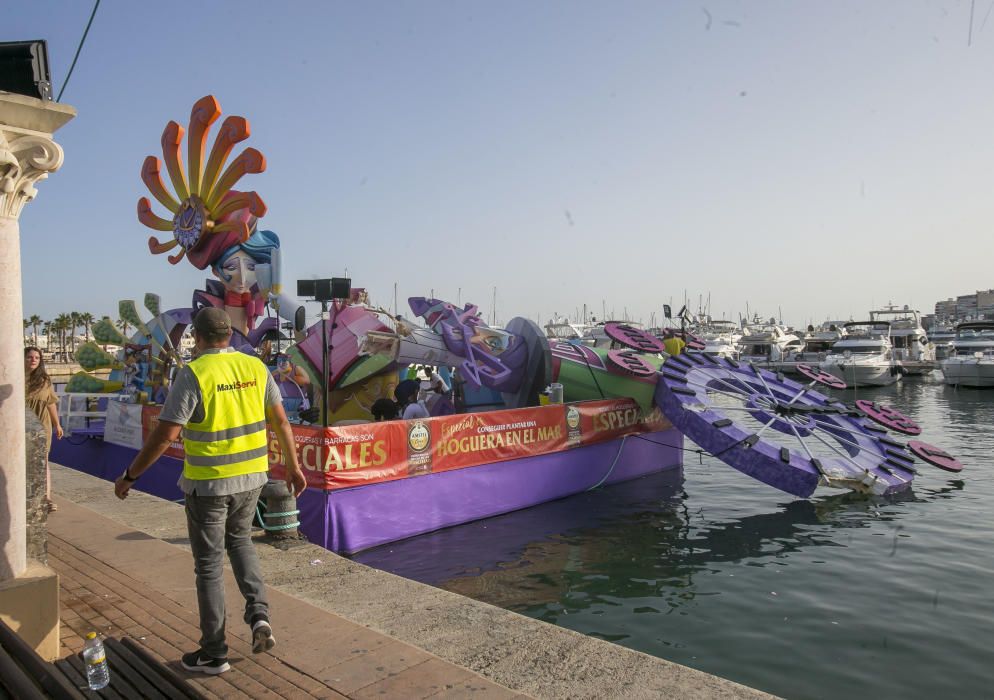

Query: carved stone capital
0;129;64;220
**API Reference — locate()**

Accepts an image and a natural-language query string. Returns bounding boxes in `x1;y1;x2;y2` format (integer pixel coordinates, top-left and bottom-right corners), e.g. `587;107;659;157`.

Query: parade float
52;96;961;555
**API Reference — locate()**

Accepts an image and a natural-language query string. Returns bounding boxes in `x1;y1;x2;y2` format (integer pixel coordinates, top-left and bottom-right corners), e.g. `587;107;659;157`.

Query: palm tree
80;312;94;344
68;312;81;357
53;313;71;361
23;319;30;344
115;317;131;339
29;314;42;346
42;321;51;352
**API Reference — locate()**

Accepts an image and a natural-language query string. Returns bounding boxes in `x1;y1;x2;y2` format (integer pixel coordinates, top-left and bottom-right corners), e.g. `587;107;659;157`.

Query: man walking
115;307;306;675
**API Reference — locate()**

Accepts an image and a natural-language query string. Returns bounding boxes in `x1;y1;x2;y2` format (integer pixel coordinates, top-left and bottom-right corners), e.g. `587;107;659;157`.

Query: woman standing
24;347;63;513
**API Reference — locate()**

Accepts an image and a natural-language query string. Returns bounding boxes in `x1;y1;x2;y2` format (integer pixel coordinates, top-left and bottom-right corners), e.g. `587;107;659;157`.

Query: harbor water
355;376;994;699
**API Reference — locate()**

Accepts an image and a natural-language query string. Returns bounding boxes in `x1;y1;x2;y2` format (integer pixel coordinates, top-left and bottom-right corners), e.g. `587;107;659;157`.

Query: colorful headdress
137;95;268;270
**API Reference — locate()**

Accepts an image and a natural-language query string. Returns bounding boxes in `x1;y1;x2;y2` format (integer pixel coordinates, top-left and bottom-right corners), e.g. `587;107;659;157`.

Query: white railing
57;392;117;435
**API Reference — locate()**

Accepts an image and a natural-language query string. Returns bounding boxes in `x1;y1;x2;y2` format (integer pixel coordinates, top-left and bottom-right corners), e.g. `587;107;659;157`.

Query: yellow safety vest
182;351;270;481
663;336;686;357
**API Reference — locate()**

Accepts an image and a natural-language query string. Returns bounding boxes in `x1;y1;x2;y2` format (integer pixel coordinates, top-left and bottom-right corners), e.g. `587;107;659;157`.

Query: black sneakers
251;616;275;654
180;649;231;675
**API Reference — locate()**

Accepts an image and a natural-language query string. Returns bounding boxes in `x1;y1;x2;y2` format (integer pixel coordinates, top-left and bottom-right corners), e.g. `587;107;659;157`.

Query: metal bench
0;620;207;699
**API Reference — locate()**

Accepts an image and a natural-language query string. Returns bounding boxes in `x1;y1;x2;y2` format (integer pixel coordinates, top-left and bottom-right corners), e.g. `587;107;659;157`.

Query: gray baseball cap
192;307;232;334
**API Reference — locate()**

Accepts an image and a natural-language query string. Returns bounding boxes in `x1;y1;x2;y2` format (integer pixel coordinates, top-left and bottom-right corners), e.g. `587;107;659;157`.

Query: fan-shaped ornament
137;95;268;269
655;353;925;498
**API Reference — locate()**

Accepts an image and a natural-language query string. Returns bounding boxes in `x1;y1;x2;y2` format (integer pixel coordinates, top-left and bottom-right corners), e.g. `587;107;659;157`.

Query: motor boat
869;304;934;374
928;324;957;361
544;316;591;342
794;321;847;364
737;316;804;365
820;321;900;386
940;321;994;387
695;319;742;358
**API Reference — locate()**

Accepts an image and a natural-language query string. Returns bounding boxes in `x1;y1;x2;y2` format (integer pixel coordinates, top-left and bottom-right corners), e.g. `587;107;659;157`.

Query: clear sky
7;1;994;329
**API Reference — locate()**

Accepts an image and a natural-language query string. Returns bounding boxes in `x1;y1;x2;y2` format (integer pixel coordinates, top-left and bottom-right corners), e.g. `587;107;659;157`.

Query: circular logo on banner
408;421;431;453
566;406;581;430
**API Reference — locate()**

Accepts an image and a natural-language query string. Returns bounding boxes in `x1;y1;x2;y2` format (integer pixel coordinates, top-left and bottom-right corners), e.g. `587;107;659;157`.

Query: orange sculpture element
137;95;268;269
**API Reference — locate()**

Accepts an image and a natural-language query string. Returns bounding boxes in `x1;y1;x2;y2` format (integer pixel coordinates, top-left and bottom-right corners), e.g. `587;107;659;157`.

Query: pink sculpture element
855;400;922;435
907;441;963;473
606;349;656;377
605;322;667;354
685;334;706;351
796;363;848;390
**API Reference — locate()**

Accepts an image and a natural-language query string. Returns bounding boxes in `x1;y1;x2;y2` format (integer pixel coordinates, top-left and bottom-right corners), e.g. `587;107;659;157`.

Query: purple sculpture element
796;363;848;390
908;440;963;473
606;349;656;378
605;322;666;354
655;354;911;497
409;297;528;393
854;400;922;436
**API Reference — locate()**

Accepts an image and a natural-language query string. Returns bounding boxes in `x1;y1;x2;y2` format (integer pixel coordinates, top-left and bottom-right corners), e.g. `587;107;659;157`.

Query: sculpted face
216;250;257;294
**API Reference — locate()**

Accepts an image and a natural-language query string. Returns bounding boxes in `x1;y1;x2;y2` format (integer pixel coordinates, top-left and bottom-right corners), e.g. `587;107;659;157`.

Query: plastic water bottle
83;632;110;690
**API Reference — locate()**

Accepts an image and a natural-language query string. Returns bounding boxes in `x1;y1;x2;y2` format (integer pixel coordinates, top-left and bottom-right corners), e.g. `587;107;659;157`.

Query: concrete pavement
52;463;775;699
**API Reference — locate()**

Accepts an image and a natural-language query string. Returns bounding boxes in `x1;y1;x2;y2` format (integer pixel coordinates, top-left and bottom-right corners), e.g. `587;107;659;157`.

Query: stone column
0;93;75;582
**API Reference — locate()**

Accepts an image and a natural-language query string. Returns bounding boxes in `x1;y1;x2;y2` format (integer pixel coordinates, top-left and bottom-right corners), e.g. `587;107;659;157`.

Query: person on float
394;379;429;419
114;307;306;675
662;330;686;357
370;397;400;421
271;352;311;419
24;347;63;513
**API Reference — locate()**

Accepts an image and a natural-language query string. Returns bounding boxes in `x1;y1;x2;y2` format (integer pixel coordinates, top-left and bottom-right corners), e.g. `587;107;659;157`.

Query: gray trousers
184;487;268;657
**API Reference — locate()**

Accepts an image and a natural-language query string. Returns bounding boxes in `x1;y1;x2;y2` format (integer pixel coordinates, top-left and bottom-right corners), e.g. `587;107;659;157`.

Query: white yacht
794;322;847;364
821;321;900;387
544;316;593;342
941;321;994;388
868;304;934;374
928;324;957;361
696;319;742;358
737;317;804;364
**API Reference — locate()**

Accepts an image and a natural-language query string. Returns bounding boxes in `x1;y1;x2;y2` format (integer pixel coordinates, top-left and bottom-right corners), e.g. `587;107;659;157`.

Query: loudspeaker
315;277;351;302
297;280;316;297
0;40;52;100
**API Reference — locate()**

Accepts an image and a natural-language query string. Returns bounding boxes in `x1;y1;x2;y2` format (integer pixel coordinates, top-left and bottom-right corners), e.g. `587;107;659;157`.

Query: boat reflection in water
353;470;961;615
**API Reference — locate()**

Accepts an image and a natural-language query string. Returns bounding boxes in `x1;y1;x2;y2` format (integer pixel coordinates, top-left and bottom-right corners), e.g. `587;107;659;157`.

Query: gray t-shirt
159;347;283;496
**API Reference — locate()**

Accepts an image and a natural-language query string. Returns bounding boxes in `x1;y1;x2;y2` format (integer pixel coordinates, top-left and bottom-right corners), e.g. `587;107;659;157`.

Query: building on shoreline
925;289;994;329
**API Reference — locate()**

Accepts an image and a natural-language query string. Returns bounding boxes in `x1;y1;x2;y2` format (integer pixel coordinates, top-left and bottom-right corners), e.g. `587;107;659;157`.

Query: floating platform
52;398;683;554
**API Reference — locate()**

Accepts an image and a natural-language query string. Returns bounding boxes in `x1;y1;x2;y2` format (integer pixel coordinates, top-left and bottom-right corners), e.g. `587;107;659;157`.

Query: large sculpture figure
63;94;962;502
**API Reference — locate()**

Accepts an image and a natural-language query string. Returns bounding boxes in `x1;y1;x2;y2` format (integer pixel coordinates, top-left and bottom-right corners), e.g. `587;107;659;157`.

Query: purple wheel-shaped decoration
605;322;667;354
606;349;656;377
907;440;963;473
654;354;914;497
796;363;848;390
854;400;922;436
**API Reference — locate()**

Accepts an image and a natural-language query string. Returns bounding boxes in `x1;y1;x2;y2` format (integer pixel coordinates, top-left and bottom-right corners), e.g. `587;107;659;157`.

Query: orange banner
142;398;672;491
141;406;185;459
